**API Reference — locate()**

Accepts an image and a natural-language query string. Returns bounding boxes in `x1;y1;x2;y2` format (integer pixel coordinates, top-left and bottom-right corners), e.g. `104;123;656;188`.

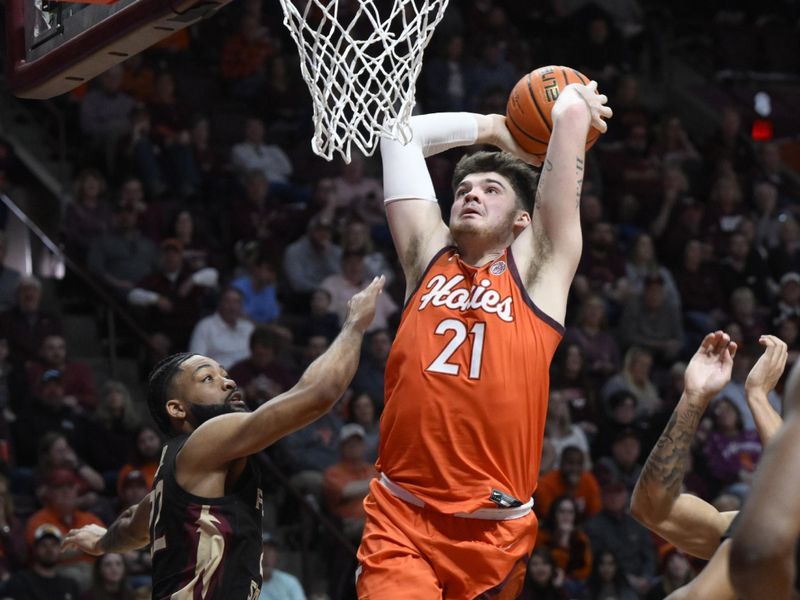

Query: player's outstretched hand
552;81;613;134
745;335;788;397
344;275;385;333
684;330;737;401
485;114;543;167
61;524;106;556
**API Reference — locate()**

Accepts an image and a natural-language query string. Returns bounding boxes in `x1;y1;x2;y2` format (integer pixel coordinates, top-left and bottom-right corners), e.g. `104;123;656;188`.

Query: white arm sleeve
382;113;479;204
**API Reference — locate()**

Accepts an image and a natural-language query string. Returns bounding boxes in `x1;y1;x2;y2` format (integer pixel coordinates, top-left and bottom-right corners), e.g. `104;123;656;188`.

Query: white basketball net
278;0;450;162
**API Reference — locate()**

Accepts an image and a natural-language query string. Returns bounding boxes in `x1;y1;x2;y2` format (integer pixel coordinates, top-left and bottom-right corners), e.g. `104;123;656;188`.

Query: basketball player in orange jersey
60;278;383;600
631;333;786;599
730;353;800;599
355;81;611;599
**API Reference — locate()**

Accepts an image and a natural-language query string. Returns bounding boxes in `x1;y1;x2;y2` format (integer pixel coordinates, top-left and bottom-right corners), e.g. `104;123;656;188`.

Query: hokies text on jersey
418;274;514;323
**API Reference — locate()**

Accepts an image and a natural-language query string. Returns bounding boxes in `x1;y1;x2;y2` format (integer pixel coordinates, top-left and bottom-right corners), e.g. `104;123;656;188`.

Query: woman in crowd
347;391;380;463
702;397;761;492
518;547;569;600
116;426;163;495
565;295;621;385
587;550;637;600
536;495;593;593
82;552;136;600
63;169;112;261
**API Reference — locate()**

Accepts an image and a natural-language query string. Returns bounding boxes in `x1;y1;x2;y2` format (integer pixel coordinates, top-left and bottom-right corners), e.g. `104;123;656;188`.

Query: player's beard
450;209;517;247
187;401;248;428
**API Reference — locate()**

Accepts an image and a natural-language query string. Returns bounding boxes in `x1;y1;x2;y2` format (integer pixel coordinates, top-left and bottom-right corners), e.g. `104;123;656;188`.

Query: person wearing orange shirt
24;469;104;590
356;83;612;599
535;495;593;589
535;446;602;523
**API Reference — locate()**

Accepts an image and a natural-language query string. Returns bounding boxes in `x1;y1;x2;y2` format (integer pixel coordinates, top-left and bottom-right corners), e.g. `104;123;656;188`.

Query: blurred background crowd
0;0;799;598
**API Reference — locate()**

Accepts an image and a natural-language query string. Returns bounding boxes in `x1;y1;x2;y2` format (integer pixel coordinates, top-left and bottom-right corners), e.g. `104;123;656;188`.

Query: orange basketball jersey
377;246;563;514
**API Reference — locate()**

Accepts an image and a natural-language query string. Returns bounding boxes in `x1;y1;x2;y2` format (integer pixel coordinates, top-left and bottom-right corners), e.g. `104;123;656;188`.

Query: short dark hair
451;151;539;214
147;353;196;434
249;326;279;351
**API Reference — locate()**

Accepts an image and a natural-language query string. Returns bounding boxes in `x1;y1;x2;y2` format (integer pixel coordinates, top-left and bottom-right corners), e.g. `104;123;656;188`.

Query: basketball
506;65;602;158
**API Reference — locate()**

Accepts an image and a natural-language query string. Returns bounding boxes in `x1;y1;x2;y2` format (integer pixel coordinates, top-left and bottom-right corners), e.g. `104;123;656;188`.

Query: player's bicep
386;199;449;283
644;494;734;559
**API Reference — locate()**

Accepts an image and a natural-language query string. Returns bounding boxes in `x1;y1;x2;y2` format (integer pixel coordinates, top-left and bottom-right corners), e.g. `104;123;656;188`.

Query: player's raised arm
744;335;787;444
62;492;153;555
631;331;738;559
729;358;800;599
510;82;611;324
179;276;384;470
381;113;538;291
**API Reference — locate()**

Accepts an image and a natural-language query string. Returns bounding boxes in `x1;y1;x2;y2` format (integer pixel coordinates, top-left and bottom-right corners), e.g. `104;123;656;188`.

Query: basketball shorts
356;476;538;600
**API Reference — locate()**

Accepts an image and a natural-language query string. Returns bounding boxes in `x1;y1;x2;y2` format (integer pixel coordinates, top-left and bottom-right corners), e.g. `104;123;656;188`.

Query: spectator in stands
28;335;97;411
81;381;140;476
229;327;297;408
0;474;25;582
545;390;591;464
702;397;762;491
0;524;81;600
232;248;281;324
62;169;112;262
36;432;105;514
299;335;330;371
625;233;681;308
619;274;684;364
82;553;135;600
87;197;159;299
594;390;649;460
751;181;781;250
774;272;800;326
352;329;391;410
586;549;638;600
594;428;643;492
575;221;628;305
13;370;85;467
230;170;300;247
115;470;152;589
518;547;569;600
0;335;29;422
584;480;656;596
340;219;395;284
283;214;342;297
469;41;519;109
673;239;725;336
535;446;602;523
116;425;162;495
0;232;20;313
704;176;748;250
321;252;398;333
120;54;155;103
170;209;218;272
293;289;340;344
117;106;166;197
188;287;254;369
220;15;274;100
602;123;662;203
654;115;701;169
768;215;800;281
601;346;660;419
550;343;599;436
564;295;621;385
128;238;217;349
258;533;305;600
25;469;104;590
274;408;343;501
422;35;468;113
0;276;62;366
702;106;755;175
231;117;293;186
755;140;797;199
536;496;593;587
323;423;377;542
347;392;379;462
646;546;695;600
728;286;768;346
79;65;136;155
330;154;385;229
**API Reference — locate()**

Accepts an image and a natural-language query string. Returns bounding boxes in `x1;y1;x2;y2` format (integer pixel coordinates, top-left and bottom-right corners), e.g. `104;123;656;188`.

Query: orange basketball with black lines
506;65;601;158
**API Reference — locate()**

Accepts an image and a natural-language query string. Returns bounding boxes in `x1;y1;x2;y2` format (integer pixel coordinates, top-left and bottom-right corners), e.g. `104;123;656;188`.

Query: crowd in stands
0;0;798;598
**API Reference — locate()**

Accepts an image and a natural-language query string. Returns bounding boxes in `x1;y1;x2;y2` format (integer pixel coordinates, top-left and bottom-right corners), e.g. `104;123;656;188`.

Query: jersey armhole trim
169;442;257;506
507;248;566;337
401;245;457;313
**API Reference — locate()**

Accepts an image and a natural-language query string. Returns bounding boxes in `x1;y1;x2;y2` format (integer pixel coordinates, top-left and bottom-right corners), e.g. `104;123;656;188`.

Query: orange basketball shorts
356;478;538;600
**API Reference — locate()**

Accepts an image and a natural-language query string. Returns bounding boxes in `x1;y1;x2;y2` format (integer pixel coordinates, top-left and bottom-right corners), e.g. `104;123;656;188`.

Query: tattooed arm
631;331;738;559
62;492;153;556
512;82;612;325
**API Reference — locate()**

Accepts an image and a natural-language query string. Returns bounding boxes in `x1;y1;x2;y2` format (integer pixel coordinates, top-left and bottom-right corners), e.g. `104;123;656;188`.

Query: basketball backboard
6;0;234;99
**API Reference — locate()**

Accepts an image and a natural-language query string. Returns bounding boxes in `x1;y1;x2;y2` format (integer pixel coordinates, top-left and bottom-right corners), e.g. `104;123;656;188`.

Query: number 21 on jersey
427;319;486;379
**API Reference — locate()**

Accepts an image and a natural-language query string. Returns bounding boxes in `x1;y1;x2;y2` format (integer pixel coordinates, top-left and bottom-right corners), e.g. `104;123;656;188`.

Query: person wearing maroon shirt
229;327;297;409
28;335;97;411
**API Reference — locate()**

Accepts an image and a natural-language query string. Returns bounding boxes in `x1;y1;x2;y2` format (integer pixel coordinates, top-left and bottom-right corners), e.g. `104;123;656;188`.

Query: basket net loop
278;0;450;162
